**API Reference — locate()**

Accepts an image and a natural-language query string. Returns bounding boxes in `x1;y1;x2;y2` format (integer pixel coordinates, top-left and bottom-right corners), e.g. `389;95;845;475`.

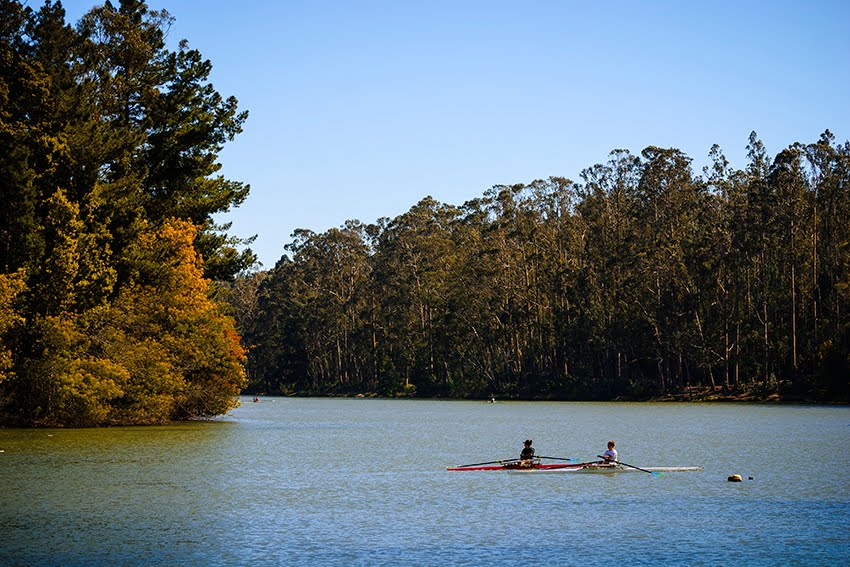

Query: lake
1;398;848;565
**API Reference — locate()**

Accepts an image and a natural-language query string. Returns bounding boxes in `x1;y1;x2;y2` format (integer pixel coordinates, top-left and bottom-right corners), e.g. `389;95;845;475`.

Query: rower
520;439;535;466
600;440;618;466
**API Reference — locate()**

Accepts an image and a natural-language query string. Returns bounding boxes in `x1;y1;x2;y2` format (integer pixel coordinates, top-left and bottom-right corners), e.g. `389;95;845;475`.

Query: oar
597;455;661;476
538;456;572;462
453;458;518;468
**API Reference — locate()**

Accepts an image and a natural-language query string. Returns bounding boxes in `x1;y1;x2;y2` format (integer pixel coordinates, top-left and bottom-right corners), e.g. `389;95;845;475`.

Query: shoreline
243;387;849;405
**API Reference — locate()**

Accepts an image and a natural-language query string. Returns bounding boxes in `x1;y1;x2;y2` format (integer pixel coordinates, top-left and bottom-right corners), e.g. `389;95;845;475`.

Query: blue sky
56;0;850;268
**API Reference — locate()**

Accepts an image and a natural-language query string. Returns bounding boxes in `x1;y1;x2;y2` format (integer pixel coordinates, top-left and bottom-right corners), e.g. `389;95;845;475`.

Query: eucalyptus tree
704;143;746;389
441;197;498;394
801;132;850;396
768;146;810;379
247;258;311;394
741;132;780;387
370;197;459;395
281;222;372;392
239;132;848;401
633;146;706;392
523;176;581;394
478;183;532;392
576;150;644;395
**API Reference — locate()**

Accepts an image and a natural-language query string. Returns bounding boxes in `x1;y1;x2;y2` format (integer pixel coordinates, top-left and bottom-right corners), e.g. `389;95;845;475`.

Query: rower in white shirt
600;440;618;466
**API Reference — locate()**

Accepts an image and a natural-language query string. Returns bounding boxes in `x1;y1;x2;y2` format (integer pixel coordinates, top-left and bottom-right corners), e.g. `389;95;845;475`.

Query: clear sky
55;0;850;269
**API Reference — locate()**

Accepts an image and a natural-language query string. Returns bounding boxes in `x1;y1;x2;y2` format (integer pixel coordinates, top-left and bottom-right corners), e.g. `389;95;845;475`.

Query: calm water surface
1;398;848;565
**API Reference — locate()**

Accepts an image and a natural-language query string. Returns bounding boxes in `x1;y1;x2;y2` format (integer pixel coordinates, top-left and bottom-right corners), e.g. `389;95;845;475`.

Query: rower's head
524;439;532;446
608;440;615;449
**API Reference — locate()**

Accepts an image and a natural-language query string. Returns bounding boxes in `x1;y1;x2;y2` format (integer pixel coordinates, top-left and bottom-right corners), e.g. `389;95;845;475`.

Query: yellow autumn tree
1;189;126;426
0;270;26;386
32;315;125;426
3;218;246;426
94;218;246;423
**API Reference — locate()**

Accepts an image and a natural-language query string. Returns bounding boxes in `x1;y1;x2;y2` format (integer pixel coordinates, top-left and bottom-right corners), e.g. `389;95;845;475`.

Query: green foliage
4;220;246;426
242;133;850;402
0;1;251;426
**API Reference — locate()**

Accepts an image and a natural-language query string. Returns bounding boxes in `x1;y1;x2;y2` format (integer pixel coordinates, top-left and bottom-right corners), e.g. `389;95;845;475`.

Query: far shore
243;387;848;405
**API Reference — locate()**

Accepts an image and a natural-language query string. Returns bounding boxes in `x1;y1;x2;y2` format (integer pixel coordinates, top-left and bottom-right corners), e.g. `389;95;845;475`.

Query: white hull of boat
508;465;703;474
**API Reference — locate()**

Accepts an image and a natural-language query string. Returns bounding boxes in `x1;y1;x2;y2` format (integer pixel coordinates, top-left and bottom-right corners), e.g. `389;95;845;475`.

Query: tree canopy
0;0;250;426
240;133;850;402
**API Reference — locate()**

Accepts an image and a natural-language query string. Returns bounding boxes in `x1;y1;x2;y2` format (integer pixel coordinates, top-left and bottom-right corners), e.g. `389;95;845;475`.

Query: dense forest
3;3;848;429
235;132;850;402
0;0;253;426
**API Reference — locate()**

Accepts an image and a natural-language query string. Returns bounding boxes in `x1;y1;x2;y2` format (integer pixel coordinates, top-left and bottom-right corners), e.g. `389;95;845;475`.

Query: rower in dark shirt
520;439;535;465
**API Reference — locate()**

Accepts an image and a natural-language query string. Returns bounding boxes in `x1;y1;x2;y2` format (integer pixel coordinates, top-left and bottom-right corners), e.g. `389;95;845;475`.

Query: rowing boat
507;464;703;474
447;462;577;472
448;457;703;474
